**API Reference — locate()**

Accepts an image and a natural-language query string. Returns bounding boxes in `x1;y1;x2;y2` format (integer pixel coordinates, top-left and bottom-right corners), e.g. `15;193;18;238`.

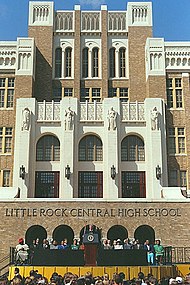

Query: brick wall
128;26;152;101
0;201;189;257
28;26;53;101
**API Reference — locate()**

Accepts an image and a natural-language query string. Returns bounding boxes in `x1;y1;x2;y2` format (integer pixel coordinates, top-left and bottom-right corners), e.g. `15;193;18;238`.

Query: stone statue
65;107;74;130
108;107;117;131
150;106;159;130
22;107;30;131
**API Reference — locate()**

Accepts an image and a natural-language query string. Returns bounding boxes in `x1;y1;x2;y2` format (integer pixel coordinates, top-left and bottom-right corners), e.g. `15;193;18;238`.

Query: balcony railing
37;101;145;123
80;101;103;121
122;101;145;122
37;101;61;121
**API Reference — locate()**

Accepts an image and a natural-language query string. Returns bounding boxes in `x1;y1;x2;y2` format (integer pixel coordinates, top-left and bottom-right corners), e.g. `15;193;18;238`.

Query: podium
83;233;99;266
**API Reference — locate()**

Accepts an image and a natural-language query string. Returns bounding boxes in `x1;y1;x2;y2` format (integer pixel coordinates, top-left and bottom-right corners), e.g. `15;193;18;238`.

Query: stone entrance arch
107;225;128;242
52;225;74;244
134;225;155;244
25;225;47;245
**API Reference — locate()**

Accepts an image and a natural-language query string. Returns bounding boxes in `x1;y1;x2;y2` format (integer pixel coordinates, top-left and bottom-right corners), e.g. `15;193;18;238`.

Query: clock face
87;234;94;242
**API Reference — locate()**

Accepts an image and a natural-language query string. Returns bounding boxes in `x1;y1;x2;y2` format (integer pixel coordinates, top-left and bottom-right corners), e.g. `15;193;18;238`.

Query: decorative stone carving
108;12;126;31
108;107;117;130
65;107;74;130
55;12;73;31
22;108;30;131
150;107;159;130
81;12;100;31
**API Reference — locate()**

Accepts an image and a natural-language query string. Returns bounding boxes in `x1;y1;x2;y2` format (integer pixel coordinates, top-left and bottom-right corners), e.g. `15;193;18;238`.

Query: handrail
0;248;14;278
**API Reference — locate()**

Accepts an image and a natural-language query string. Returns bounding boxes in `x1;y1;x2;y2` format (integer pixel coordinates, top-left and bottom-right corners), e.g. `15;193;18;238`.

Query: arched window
79;135;103;161
25;225;47;246
55;48;62;78
53;225;74;245
82;48;88;78
134;225;155;245
121;135;145;161
92;47;99;77
109;48;115;78
36;135;60;161
119;47;126;77
65;47;72;77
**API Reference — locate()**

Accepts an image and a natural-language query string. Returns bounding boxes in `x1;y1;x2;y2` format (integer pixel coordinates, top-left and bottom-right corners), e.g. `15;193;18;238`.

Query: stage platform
9;265;179;281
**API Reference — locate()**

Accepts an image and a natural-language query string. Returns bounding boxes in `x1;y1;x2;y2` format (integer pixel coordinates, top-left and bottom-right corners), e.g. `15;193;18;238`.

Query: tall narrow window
0;127;13;154
65;47;72;77
53;87;62;102
0;78;15;108
3;170;10;187
119;48;126;77
92;47;99;77
168;127;186;155
82;48;88;78
109;48;115;78
169;169;187;188
166;78;183;109
55;48;62;78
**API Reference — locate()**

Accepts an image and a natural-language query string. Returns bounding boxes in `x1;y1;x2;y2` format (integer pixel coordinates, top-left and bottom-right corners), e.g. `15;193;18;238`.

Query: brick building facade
0;1;190;255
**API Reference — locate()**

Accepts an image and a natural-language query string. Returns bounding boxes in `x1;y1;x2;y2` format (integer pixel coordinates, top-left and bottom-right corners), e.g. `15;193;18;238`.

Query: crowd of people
14;236;165;266
2;268;190;285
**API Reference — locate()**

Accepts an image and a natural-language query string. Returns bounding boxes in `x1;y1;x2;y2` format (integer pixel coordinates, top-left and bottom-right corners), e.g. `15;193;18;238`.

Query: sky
0;0;190;42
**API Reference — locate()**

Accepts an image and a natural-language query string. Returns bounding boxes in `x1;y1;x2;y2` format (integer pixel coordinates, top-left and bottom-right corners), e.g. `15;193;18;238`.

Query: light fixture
65;165;71;179
111;165;116;179
19;165;26;180
156;165;161;180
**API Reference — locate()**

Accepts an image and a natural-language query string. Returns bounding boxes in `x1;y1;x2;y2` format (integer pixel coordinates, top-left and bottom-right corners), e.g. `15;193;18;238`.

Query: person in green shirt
154;239;164;265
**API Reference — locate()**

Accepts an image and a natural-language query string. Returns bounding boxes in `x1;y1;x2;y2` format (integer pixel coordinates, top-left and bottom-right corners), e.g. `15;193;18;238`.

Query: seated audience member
123;238;132;249
154;239;164;265
79;242;85;250
175;277;183;284
35;237;41;248
133;239;142;249
144;239;155;265
58;239;69;250
112;240;117;249
113;274;123;285
102;274;110;285
102;239;112;250
13;268;22;280
71;239;79;250
42;239;50;250
106;240;113;249
50;240;58;249
15;238;29;265
11;277;22;285
114;239;123;250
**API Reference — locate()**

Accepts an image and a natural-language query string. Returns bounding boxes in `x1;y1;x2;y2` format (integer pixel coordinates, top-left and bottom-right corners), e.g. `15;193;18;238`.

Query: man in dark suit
144;239;155;265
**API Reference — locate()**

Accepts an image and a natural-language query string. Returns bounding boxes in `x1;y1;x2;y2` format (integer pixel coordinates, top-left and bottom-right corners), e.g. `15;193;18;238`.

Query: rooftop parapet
0;42;17;71
28;1;54;26
165;42;190;70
